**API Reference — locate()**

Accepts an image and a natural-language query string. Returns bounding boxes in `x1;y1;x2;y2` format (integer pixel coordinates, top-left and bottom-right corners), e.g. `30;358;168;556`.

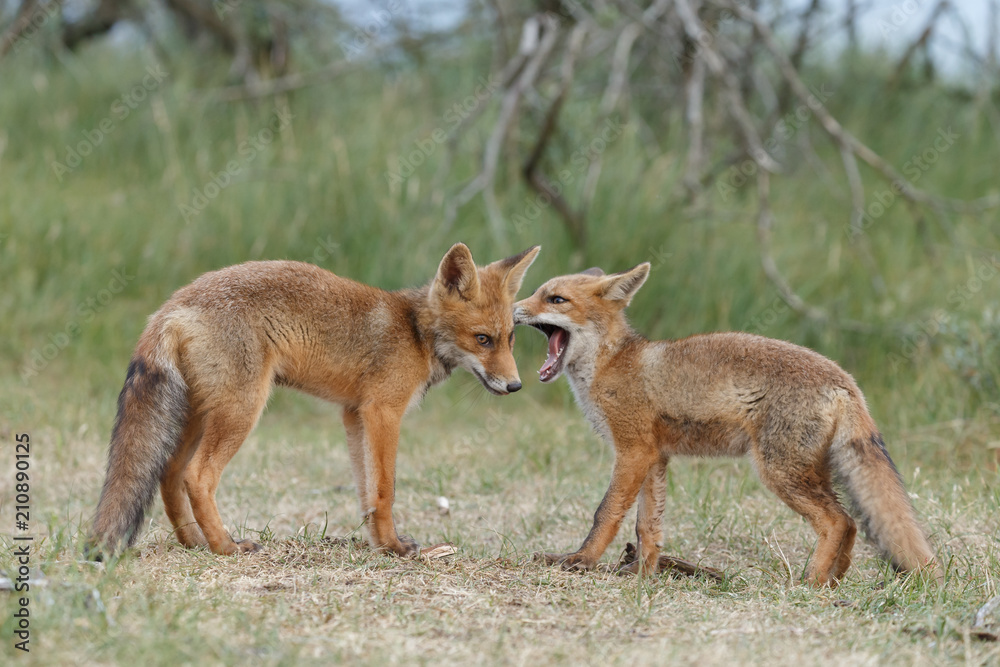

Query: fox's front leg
357;403;419;557
618;457;668;575
540;446;657;571
342;406;369;517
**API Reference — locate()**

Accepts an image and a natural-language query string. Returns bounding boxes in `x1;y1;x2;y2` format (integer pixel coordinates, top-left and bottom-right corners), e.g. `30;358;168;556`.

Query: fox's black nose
507;381;522;393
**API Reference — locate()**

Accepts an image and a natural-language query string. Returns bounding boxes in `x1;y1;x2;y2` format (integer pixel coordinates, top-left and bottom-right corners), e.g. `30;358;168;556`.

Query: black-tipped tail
832;431;939;578
87;356;188;558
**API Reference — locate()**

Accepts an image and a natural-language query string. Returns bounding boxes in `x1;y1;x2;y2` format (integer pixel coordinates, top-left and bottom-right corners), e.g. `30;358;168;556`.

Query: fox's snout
473;347;523;395
477;370;522;395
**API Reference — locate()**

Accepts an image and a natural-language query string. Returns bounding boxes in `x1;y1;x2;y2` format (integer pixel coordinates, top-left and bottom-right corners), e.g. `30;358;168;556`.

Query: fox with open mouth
513;263;939;587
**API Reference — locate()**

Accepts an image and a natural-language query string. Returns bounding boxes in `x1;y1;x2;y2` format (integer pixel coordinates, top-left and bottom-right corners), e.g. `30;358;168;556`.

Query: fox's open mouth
532;324;569;382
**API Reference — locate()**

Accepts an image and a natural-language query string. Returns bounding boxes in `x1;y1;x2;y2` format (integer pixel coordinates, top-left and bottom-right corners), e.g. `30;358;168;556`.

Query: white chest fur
565;355;614;445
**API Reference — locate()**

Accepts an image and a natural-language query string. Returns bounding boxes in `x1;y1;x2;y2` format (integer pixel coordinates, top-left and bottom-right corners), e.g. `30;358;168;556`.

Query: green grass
1;39;999;665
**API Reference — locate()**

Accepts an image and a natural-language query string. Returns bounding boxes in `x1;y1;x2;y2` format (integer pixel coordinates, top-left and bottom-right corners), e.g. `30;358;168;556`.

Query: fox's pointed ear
491;245;540;299
433;243;481;301
600;262;650;305
580;267;605;277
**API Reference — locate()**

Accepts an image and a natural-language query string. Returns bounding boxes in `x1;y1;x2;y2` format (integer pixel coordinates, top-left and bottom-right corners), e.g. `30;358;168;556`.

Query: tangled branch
441;0;999;331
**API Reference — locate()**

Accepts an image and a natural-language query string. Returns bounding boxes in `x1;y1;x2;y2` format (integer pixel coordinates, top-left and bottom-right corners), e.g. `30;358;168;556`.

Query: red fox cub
89;243;539;558
514;263;940;586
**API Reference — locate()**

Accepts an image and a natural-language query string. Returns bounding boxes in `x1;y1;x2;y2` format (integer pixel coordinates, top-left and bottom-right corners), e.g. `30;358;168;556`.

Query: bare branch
581;21;641;215
775;0;821;116
163;0;238;53
198;60;354;103
839;144;888;296
431;39;535;195
732;1;1000;215
1;0;45;59
890;0;950;87
840;144;866;240
683;55;707;194
756;170;873;333
674;0;782;174
443;14;560;236
522;22;589;248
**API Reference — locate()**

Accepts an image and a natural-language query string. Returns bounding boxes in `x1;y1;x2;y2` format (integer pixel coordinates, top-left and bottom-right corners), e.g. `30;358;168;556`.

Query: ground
1;383;997;665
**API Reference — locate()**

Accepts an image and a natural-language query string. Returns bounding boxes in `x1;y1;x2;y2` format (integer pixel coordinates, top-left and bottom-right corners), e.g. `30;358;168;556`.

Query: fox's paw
535;551;594;571
233;539;263;554
387;535;421;558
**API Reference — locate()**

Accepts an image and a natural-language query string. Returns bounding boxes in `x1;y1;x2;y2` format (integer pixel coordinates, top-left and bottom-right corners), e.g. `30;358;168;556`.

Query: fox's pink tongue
539;328;566;379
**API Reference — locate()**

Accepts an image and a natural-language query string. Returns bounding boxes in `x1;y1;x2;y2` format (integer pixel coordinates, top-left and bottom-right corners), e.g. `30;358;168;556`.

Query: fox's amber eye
548;295;567;304
475;334;492;346
509;331;515;346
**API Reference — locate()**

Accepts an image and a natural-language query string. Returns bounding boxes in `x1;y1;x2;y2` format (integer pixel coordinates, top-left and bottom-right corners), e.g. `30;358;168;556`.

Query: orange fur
515;263;940;586
89;244;540;558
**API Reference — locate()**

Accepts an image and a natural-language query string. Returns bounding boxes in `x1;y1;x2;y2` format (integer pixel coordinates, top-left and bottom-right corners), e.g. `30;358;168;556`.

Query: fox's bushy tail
831;415;940;580
88;330;188;557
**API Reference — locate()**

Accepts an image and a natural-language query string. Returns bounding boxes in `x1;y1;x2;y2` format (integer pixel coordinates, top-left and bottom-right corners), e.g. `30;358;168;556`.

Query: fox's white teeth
538;327;568;383
541;348;563;365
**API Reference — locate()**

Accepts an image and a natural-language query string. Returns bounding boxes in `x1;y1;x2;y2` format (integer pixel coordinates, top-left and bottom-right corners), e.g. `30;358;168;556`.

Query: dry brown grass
2;382;999;666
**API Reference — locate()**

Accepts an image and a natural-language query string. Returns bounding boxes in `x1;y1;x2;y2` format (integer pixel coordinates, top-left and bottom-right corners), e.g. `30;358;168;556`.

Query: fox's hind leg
755;455;856;587
160;412;208;548
184;382;270;555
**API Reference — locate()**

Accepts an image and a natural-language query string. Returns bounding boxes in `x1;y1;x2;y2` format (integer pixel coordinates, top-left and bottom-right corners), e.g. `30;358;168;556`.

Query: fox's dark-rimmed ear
600;262;650;305
580;267;605;277
433;243;481;301
490;245;540;299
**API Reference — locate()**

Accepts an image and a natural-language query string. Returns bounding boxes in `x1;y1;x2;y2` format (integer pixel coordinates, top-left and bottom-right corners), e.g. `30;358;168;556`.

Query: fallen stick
619;542;725;582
